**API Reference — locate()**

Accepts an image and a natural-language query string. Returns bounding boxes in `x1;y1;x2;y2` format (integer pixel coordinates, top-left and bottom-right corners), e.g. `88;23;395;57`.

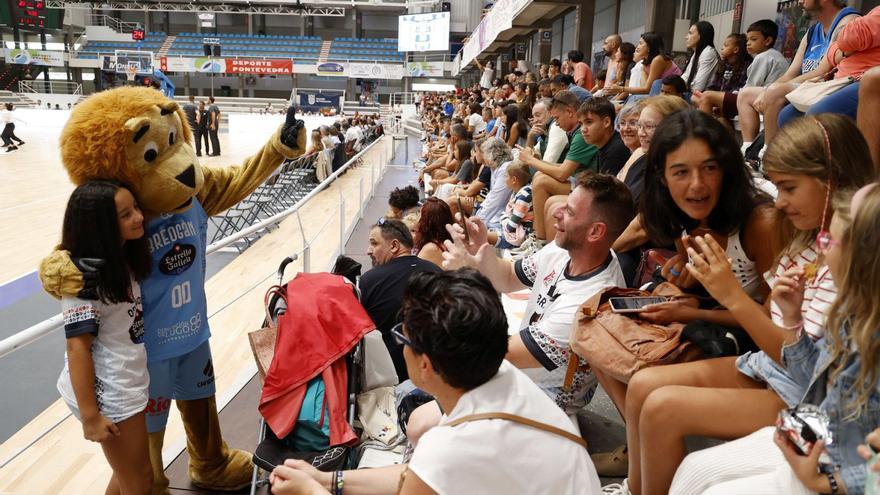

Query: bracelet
825;470;838;495
330;471;337;492
334;470;344;495
782;321;804;332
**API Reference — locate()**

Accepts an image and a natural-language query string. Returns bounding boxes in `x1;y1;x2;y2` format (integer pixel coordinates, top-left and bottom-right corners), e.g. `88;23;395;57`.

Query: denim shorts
736;350;805;408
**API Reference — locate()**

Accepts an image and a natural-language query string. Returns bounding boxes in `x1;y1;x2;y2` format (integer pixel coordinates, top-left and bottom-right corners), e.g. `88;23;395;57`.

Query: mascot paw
189;447;254;492
280;105;305;149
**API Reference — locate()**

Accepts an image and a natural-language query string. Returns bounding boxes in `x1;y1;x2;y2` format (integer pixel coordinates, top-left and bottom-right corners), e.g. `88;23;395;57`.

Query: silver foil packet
776;404;834;468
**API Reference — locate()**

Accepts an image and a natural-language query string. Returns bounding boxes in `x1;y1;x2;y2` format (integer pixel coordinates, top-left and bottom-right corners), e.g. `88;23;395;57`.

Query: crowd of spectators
304;113;384;181
270;4;880;494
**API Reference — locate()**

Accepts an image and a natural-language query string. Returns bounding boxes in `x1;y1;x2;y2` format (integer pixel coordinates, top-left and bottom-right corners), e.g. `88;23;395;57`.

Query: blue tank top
141;199;210;362
802;7;859;74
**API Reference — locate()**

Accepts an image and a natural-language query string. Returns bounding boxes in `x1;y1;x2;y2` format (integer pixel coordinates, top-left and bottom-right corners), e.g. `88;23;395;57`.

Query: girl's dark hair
4;103;12;111
640;109;769;246
416;197;454;251
685;21;717;89
617;42;636;84
503;104;527;143
641;32;668;64
61;181;151;304
723;33;753;82
388;185;421;212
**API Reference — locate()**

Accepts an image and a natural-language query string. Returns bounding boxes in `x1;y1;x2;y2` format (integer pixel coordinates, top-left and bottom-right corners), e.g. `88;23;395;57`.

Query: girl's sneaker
5;146;18;153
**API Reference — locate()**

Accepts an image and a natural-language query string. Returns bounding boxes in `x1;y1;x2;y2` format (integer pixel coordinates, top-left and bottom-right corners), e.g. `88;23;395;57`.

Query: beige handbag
785;76;855;112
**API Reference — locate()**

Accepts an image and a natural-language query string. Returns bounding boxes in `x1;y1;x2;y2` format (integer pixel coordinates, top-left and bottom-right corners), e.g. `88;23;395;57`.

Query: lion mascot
39;86;306;493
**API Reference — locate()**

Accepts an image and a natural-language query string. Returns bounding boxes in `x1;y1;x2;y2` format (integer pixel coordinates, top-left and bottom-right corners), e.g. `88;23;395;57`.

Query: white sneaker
602;479;631;495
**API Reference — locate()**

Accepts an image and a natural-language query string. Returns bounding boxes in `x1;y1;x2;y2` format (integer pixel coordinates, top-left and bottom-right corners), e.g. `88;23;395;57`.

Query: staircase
318;41;332;63
157;35;175;57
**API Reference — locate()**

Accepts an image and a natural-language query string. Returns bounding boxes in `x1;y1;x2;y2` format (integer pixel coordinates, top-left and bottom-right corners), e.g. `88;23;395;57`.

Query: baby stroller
247;256;371;492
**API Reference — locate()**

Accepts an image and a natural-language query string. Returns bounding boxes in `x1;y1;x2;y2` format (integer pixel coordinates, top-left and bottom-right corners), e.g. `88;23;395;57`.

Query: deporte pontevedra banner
225;59;293;74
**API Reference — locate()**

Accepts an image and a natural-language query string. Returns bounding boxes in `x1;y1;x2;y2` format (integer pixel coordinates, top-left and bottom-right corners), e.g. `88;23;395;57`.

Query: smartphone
609;296;668;313
456;197;470;243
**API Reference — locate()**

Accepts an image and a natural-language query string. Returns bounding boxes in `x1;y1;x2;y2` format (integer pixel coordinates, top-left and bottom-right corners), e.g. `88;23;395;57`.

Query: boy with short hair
492;160;534;249
691;19;788;124
576;97;630;176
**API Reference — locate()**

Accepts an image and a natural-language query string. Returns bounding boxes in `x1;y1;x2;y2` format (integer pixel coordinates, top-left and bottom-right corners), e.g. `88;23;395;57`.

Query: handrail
0;135;388;361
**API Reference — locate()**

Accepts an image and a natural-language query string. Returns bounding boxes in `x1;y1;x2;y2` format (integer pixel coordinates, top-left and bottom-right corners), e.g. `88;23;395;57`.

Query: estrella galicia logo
317;62;344;75
129;307;145;344
159;243;196;275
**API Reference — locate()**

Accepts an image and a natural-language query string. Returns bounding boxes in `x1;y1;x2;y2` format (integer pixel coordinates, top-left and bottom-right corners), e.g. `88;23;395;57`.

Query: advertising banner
225;58;292;74
159;56;226;73
406;61;444;77
297;92;342;113
348;62;405;80
316;61;347;77
5;48;65;67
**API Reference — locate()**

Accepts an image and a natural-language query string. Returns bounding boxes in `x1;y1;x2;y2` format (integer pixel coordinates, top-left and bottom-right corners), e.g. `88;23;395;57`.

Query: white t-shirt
57;282;149;421
467;113;487;134
628;61;646;88
480;67;495;89
514;242;625;413
345;127;363;151
409;361;601;495
542;121;569;164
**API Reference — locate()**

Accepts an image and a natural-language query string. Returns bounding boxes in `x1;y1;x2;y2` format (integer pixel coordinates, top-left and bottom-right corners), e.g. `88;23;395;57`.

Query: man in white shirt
444;172;634;413
269;268;601;495
527;97;568;164
475;58;495;90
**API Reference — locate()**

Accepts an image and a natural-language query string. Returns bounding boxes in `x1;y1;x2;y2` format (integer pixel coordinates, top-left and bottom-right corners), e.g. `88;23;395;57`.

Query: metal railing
88;14;142;33
18;80;83;95
390;91;417;107
406;53;454;62
0;135;390;362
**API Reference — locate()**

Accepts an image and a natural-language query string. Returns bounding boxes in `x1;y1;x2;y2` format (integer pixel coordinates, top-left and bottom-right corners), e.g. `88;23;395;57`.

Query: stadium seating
167;33;322;63
75;32;404;64
327;37;403;62
76;31;166;59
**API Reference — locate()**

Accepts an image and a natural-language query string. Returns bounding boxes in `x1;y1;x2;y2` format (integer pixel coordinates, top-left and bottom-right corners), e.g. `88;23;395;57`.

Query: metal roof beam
46;1;346;16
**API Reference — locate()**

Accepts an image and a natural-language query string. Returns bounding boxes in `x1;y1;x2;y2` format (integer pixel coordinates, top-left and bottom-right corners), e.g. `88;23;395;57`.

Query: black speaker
441;2;450;11
203;44;221;57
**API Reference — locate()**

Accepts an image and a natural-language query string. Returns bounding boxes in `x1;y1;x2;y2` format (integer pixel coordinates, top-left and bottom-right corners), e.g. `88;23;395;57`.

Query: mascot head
60;86;204;214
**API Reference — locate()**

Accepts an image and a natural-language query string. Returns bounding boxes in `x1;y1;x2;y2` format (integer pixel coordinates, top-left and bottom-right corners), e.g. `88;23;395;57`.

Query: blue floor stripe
0;271;42;311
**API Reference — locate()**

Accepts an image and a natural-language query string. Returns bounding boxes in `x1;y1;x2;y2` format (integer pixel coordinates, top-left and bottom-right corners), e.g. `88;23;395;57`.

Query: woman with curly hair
387;185;421;219
414;197;454;267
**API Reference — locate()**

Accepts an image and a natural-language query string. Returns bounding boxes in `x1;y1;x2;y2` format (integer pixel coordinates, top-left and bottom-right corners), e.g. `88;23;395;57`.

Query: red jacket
259;272;375;445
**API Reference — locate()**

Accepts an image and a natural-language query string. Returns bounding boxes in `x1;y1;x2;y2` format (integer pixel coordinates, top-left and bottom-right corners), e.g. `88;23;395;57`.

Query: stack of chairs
209;152;319;251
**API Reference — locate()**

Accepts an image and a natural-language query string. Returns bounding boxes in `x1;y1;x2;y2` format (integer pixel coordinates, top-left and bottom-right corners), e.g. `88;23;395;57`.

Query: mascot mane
60;86;193;187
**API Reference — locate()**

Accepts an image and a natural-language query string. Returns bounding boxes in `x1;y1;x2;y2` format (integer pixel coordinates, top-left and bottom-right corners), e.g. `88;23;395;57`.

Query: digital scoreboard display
15;0;48;28
132;28;145;40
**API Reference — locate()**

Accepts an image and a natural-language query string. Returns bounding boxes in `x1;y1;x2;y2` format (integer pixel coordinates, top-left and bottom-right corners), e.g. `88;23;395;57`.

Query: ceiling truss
46;1;346;16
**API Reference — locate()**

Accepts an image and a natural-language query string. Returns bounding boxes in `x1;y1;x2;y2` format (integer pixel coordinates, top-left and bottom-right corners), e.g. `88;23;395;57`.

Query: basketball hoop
125;62;139;80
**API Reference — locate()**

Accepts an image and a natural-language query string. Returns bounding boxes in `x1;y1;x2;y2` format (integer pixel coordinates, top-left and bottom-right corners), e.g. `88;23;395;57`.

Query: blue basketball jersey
802;7;859;74
140;199;210;362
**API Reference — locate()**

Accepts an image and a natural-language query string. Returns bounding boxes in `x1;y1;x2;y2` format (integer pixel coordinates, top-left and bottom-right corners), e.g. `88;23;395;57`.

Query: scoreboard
15;0;48;28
